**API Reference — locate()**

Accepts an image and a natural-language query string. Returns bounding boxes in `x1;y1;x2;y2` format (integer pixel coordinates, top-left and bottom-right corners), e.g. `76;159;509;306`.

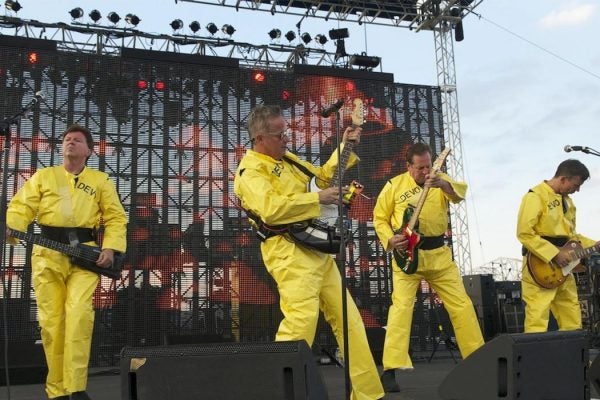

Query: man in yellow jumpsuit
234;105;384;400
6;124;127;400
517;159;598;333
373;143;484;392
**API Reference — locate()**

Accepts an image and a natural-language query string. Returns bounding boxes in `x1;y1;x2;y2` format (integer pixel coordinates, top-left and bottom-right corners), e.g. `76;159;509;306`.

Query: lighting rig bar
0;15;341;70
177;0;484;31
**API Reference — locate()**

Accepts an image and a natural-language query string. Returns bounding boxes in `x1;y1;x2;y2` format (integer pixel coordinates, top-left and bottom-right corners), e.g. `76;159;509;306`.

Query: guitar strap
282;155;315;179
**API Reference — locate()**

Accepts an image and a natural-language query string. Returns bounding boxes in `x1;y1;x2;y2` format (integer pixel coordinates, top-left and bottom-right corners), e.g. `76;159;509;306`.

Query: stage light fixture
89;9;101;23
125;13;141;27
189;21;201;33
314;34;328;45
5;0;22;12
107;12;120;24
300;32;311;45
349;53;381;70
221;24;235;36
170;19;184;31
450;7;464;42
268;28;281;40
206;22;218;35
27;51;38;64
252;71;266;83
137;80;148;90
68;7;83;19
328;28;349;40
284;30;296;42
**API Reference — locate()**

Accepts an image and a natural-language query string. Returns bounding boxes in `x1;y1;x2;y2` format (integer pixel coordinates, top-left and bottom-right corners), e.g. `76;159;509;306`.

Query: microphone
22;91;46;111
320;99;344;118
564;145;588;153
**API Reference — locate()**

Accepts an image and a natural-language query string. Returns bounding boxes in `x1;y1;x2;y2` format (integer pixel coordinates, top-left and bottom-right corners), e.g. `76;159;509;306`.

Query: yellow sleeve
97;176;128;253
373;180;396;252
516;191;559;263
235;167;321;226
439;173;467;203
6;171;42;243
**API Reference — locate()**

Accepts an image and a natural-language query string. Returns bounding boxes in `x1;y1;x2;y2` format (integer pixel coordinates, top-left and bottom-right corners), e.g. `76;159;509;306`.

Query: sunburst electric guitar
392;147;451;274
7;228;124;279
528;241;600;289
287;98;364;253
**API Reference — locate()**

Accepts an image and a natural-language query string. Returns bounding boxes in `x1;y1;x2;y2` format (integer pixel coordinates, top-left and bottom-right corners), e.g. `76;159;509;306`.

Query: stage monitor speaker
438;330;589;400
121;340;329;400
0;341;47;386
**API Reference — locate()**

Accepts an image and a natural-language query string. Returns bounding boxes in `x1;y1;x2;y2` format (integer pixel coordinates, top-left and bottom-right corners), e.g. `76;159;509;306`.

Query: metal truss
179;0;484;31
0;16;342;70
434;22;472;275
477;257;523;282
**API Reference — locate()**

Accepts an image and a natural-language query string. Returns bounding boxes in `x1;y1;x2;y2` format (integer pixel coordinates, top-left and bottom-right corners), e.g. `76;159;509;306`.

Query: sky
4;0;599;278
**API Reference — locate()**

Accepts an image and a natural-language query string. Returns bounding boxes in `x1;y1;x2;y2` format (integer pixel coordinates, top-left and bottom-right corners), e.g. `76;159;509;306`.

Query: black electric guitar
392;147;451;274
7;228;124;279
288;98;364;253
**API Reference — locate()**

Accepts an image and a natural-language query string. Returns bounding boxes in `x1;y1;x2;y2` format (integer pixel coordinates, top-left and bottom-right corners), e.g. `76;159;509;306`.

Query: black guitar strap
282;155;315;179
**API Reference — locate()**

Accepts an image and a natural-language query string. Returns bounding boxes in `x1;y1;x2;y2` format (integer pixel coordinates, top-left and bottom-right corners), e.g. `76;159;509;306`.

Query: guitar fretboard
572;243;600;261
329;141;355;189
10;230;97;262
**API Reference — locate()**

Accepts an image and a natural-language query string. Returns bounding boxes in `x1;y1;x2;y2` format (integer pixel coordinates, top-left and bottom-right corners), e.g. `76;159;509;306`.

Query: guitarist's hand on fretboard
343;126;362;144
425;173;455;196
388;233;409;252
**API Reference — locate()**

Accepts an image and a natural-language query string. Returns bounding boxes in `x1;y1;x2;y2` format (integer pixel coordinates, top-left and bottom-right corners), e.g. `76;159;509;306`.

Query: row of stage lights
3;3;381;70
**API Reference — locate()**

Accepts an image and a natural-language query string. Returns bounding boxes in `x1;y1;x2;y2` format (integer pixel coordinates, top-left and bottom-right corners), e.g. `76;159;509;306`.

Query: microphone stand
0;98;41;399
581;147;600;157
332;108;351;400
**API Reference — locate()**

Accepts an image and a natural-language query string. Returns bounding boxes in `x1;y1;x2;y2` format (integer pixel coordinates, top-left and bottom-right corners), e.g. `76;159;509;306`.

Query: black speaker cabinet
590;354;600;396
439;330;589;400
0;341;47;386
121;340;329;400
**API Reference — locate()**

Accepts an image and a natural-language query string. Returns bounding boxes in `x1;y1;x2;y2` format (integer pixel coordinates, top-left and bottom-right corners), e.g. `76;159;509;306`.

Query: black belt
39;225;96;245
419;235;445;250
521;236;569;256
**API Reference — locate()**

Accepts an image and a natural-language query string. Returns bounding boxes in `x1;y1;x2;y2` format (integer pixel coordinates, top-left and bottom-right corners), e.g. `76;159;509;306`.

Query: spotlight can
206;22;218;35
89;9;101;23
221;24;235;36
170;19;183;31
107;12;121;24
189;21;201;33
69;7;84;20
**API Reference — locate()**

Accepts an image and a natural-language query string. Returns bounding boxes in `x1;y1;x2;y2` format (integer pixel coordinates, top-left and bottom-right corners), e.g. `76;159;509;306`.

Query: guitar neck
10;230;79;258
330;139;355;188
574;243;600;260
407;186;430;230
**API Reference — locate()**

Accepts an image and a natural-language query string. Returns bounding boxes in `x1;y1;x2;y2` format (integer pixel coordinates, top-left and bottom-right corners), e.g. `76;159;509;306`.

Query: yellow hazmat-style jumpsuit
234;149;384;400
517;181;594;332
7;166;127;399
373;172;484;370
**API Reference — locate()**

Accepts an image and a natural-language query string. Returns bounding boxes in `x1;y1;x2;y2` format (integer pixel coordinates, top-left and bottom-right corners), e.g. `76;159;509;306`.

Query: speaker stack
462;274;498;340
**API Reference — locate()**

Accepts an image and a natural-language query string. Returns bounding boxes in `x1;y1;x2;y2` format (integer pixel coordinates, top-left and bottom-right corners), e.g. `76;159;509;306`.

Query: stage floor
2;355;598;400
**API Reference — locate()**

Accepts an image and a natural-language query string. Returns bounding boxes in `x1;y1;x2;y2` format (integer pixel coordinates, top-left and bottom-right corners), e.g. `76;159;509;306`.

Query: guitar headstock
351;98;364;127
432;147;451;174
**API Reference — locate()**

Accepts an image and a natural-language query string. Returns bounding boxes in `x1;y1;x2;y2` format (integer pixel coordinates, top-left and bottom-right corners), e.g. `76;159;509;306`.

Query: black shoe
70;392;92;400
52;396;69;400
380;369;401;393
